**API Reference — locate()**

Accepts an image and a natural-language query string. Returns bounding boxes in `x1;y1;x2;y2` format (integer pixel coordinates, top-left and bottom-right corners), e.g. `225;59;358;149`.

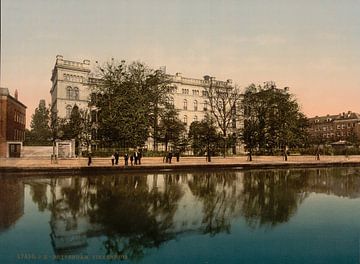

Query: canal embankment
1;155;360;177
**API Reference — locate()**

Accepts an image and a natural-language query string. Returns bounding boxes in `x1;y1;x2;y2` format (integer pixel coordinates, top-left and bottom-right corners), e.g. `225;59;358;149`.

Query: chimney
203;75;210;81
14;89;18;100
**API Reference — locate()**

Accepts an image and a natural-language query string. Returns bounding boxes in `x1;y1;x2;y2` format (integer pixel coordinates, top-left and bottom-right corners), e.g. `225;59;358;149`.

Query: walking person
316;147;320;161
138;149;142;165
111;154;115;166
283;147;288;161
134;150;138;165
130;154;134;166
168;151;173;164
88;153;92;166
175;150;180;162
114;151;119;165
124;153;129;166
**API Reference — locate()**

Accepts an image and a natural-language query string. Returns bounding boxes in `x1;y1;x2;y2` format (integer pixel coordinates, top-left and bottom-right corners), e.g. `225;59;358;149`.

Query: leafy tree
204;77;242;157
241;82;308;156
60;105;93;155
25;100;51;145
157;103;186;152
188;114;221;156
93;60;170;149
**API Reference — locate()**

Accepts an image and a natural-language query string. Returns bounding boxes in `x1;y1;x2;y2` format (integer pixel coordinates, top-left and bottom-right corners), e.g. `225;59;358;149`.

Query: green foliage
188;115;222;155
93;60;170;148
205;78;242;156
157;104;186;151
62;105;82;139
25;100;52;146
241;82;309;155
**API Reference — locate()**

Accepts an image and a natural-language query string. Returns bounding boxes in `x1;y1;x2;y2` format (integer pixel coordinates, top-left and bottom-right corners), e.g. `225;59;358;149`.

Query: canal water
1;167;360;263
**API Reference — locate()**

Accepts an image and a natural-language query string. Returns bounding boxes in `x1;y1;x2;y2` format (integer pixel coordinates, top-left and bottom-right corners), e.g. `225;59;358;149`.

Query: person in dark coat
168;151;173;164
124;153;129;166
88;153;92;166
111;154;115;165
114;151;119;165
134;151;138;165
138;149;142;165
130;155;134;166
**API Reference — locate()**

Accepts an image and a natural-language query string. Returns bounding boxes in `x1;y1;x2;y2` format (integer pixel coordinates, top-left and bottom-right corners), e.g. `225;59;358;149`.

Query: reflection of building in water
48;173;245;254
49;177;102;254
305;168;360;198
0;179;24;231
149;172;245;234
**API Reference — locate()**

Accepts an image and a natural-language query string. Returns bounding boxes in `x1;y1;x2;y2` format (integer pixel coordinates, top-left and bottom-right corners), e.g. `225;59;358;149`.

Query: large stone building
50;55;91;120
307;111;360;144
0;87;27;158
50;56;241;150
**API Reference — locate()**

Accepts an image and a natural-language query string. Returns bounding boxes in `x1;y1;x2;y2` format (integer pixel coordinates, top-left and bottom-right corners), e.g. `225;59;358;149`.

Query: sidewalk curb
1;161;360;178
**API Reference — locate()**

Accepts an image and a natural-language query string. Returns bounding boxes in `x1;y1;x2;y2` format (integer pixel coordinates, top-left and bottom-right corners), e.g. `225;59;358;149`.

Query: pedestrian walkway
1;155;360;168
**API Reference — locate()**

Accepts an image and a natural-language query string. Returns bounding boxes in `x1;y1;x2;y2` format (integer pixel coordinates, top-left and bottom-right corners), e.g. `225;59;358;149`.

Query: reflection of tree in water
188;171;243;236
87;174;184;261
241;170;309;229
60;177;84;219
29;182;48;212
25;168;360;260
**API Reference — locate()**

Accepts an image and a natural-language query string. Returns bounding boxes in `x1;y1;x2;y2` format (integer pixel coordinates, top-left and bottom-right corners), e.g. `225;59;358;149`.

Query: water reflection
1;167;360;261
0;179;24;232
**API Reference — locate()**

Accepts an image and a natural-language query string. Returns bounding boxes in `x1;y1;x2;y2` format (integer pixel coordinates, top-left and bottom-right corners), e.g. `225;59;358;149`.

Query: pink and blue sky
1;0;360;128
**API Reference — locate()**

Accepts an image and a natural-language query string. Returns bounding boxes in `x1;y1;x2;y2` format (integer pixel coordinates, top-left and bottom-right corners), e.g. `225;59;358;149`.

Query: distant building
307;111;360;144
50;55;242;151
0;88;27;158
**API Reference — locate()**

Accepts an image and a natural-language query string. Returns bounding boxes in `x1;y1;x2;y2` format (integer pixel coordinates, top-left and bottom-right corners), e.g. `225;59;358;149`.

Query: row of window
182;89;189;94
64;73;84;83
13;111;25;125
13;129;25;141
183;99;208;111
66;86;80;100
183;115;198;125
313;123;356;131
180;88;209;97
321;132;352;138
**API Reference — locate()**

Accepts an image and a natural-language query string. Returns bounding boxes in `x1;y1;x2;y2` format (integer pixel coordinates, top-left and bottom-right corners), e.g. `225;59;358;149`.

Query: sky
1;0;360;128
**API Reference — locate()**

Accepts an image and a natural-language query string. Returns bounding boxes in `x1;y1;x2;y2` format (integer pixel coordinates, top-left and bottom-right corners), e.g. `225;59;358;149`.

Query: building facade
307;111;360;144
50;56;242;151
50;55;91;120
0;88;27;158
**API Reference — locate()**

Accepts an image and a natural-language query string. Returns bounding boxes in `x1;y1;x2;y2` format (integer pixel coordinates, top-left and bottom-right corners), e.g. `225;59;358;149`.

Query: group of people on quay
87;149;182;166
163;150;180;163
111;150;143;166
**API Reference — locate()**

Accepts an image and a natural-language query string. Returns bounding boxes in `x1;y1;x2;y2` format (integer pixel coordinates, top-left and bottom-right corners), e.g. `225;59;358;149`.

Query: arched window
204;101;208;111
183;115;187;125
73;87;79;100
194;100;198;111
66;86;72;99
66;105;72;118
183;99;187;110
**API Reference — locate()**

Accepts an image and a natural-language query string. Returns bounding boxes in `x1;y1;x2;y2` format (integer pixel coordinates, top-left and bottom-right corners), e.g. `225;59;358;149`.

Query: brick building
0;88;27;158
307;111;360;144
